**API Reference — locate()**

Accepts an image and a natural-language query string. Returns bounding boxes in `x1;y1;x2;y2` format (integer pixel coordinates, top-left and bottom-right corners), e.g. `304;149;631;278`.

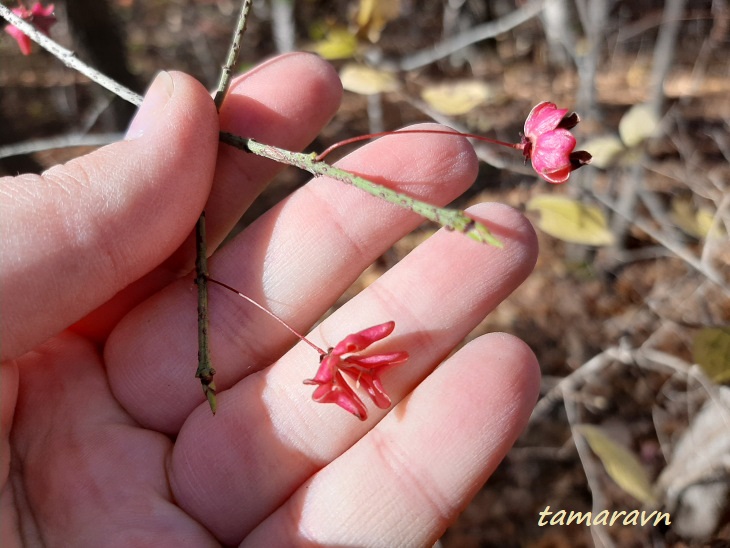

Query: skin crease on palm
0;53;540;546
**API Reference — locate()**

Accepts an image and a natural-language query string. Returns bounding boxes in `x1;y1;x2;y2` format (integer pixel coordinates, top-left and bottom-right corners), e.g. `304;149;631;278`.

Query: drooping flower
520;101;592;184
303;321;409;421
4;3;56;56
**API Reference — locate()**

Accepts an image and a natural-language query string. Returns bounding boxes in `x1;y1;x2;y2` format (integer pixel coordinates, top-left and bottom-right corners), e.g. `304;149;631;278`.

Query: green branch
220;133;502;247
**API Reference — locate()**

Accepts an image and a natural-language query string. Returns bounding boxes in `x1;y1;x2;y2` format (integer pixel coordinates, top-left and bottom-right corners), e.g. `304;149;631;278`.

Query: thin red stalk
315;129;524;161
207;277;326;355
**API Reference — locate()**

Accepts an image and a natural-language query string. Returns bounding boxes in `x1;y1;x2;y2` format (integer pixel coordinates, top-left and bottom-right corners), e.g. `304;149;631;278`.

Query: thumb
0;71;219;361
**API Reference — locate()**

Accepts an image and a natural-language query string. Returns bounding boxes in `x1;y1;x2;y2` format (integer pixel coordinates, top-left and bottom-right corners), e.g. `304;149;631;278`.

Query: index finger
74;53;343;340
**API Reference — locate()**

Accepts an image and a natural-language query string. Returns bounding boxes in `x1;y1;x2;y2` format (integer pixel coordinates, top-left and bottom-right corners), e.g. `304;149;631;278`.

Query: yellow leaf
695;209;716;237
670;198;725;239
309;27;358;60
619;103;660;148
576;425;657;505
670;197;702;238
696;207;725;239
580;135;625;169
526;195;615;246
339;63;399;95
693;327;730;383
420;81;492;116
356;0;400;43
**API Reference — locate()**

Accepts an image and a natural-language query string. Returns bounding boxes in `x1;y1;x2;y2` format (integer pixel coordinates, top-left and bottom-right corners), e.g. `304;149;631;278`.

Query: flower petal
524;102;569;141
344;351;409;368
30;3;57;36
4;25;32;55
4;3;56;55
531;129;577;184
309;372;368;420
342;369;392;409
537;164;573;184
332;321;395;357
303;353;338;384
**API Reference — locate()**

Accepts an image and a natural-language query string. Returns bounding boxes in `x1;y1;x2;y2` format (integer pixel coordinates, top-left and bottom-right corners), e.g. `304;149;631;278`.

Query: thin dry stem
391;0;545;71
214;0;253;109
195;0;254;413
0;5;142;107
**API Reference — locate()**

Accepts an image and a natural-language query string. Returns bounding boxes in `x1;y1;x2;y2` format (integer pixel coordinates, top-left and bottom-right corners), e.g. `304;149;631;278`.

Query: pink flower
520;101;592;184
303;321;409;421
4;3;56;55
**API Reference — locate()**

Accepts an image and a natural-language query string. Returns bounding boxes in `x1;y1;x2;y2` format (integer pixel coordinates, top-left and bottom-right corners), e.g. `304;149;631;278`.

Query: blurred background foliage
1;0;729;545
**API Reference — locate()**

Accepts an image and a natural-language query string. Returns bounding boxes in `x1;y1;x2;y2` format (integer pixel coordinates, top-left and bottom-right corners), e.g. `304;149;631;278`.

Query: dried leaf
420;80;492;116
656;387;730;538
695;207;725;239
619;103;660;148
356;0;400;42
309;27;358;60
580;135;624;169
340;63;399;95
693;327;730;383
670;198;725;239
695;209;716;237
576;425;657;505
526;195;615;246
671;197;704;238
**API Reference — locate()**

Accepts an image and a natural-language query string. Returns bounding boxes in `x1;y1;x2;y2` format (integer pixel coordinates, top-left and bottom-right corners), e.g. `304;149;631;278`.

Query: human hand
1;53;539;546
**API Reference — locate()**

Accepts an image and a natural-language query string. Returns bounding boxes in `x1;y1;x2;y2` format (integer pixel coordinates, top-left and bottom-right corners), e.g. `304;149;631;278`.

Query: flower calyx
304;321;409;421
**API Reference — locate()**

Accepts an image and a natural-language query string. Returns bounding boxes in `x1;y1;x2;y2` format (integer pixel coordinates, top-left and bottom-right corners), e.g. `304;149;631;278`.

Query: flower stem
207;277;326;355
315;129;523;162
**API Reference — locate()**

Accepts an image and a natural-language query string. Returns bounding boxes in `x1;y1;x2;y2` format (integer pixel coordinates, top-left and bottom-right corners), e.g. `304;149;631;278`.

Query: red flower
520;101;592;184
4;3;56;55
303;321;409;420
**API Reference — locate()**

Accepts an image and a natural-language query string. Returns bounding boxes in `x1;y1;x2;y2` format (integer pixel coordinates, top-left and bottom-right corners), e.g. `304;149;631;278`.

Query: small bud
520;102;592;184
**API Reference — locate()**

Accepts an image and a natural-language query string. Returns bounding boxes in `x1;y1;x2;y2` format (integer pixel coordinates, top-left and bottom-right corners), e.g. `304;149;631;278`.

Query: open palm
1;53;539;546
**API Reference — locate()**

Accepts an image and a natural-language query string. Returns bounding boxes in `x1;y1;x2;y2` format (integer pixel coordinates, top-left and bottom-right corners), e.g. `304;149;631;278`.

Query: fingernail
125;71;174;140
